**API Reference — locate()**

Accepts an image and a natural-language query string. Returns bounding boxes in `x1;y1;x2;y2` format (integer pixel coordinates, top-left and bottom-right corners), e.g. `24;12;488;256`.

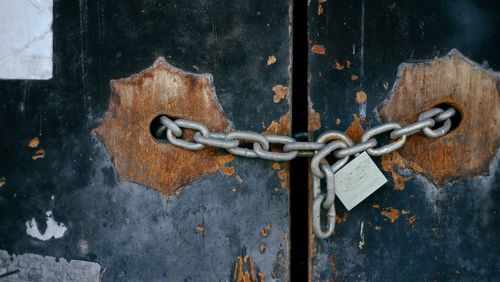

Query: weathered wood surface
379;50;500;186
94;58;234;197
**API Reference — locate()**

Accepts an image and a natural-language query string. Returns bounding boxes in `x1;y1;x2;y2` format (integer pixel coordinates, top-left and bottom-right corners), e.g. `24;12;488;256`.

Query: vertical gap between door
290;0;309;280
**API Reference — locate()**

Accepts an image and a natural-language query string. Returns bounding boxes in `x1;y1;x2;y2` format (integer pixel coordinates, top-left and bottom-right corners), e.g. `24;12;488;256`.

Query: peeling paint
32;149;45;160
0;250;100;281
271;162;288;191
260;224;272;237
345;114;364;142
271;84;289;104
311;44;326;55
318;3;324;15
381;151;412;190
259;242;267;253
355;91;367;104
381;207;400;223
265;112;291;136
232;256;264;282
0;177;5;188
25;211;67;241
222;166;236;176
267;55;277;66
308;98;321;133
407;215;417;226
334;60;345;70
27;137;40;148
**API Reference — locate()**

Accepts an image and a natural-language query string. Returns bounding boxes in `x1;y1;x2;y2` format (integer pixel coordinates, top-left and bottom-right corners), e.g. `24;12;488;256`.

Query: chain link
155;106;457;239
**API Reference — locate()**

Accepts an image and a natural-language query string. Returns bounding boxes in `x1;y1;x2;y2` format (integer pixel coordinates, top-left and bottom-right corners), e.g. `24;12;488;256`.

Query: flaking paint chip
260;224;272;237
258;242;267;253
381;207;400;223
28;137;40;148
32;149;45;160
267;55;277;66
355;91;367;104
0;177;5;188
272;84;289;103
311;44;326;55
334;61;344;70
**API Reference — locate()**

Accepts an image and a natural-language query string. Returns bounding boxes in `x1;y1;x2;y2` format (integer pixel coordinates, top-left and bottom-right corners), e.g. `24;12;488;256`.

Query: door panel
308;0;500;280
0;1;292;280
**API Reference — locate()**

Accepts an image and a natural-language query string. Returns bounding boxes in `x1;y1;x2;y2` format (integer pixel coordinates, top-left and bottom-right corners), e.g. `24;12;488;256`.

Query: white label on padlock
334;152;387;211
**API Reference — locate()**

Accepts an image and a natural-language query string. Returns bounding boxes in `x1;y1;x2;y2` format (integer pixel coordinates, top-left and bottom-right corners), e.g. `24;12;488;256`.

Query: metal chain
155;106;457;239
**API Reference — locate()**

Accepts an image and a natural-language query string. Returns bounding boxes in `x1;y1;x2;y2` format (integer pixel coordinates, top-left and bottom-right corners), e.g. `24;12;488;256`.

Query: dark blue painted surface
308;0;500;280
0;0;292;280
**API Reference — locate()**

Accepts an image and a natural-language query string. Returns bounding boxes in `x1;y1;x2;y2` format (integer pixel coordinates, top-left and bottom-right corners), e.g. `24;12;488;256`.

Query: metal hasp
308;0;500;280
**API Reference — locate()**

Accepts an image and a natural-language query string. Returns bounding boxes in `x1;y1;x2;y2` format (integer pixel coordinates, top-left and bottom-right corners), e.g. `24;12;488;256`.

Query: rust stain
311;44;326;55
351;74;359;81
233;256;264;282
308;98;322;133
28;137;40;148
267;55;277;66
0;177;5;188
381;207;400;223
381;151;411;190
345;114;364;142
32;149;45;160
260;224;272;237
379;50;500;186
272;84;289;104
355;91;367;104
195;225;204;232
272;162;281;170
372;204;380;209
93;58;234;197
